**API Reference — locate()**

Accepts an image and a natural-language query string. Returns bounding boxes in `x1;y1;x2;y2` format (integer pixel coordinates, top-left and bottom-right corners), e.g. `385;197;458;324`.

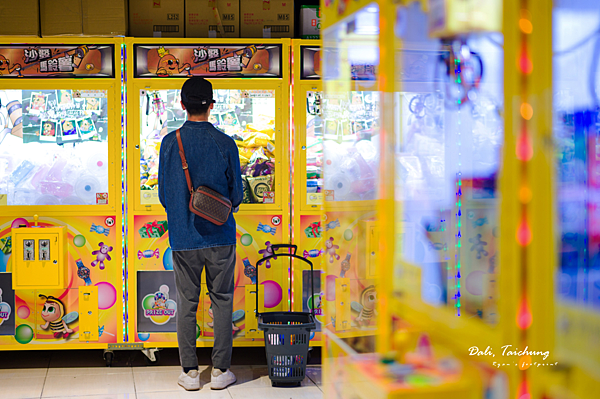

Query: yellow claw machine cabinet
531;0;600;397
126;39;290;358
320;1;383;395
323;0;526;398
292;35;381;346
0;39;125;358
291;39;325;346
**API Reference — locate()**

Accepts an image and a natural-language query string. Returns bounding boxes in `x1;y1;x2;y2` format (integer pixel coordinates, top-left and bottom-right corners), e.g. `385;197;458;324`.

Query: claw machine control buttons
12;225;67;290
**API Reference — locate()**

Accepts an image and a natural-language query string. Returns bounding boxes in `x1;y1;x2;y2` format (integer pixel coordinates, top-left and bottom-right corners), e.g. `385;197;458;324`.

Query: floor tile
306;366;321;386
228;386;323;399
46;367;132;376
42;367;135;397
137;389;232;399
43;395;135;399
0;368;48;378
228;366;316;390
0;371;47;399
133;365;211;393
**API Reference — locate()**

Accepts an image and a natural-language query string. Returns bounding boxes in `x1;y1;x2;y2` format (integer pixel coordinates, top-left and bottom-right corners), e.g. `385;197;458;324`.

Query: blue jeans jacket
158;121;243;251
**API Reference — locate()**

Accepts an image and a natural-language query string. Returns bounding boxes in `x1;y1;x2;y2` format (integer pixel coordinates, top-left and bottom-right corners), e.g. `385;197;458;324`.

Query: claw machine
291;39;325;346
322;0;528;398
126;39;291;354
0;38;125;354
292;35;383;346
532;0;600;397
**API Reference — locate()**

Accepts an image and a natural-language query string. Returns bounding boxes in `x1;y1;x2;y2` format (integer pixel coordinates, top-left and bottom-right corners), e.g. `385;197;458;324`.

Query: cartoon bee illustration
39;295;79;339
155;47;192;77
351;285;377;327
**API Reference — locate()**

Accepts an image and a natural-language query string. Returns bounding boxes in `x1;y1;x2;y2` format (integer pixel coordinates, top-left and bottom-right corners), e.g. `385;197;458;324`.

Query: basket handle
271;244;297;255
255;251;314;319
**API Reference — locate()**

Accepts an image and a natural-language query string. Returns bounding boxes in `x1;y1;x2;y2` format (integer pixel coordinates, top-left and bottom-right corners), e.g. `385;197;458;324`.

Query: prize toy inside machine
0;40;123;355
291;39;326;346
539;0;600;397
321;3;384;398
127;40;290;357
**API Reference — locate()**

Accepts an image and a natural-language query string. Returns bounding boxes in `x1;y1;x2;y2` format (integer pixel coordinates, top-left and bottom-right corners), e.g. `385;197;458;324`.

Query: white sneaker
178;369;200;391
211;368;236;390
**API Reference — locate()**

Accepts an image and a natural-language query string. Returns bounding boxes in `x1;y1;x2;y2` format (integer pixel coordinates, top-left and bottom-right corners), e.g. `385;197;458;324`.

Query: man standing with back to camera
158;77;243;391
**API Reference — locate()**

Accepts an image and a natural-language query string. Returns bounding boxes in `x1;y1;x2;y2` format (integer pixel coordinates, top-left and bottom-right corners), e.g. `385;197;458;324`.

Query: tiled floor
0;349;323;399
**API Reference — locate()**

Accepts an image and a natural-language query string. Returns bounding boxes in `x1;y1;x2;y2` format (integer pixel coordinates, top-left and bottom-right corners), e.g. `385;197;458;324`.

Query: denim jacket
158;121;243;251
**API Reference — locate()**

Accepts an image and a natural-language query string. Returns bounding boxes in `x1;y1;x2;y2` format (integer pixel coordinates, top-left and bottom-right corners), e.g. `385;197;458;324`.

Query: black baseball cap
180;77;215;105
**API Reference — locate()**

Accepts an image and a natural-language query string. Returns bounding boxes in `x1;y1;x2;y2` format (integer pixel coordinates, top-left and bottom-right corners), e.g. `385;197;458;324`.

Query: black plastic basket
255;244;316;386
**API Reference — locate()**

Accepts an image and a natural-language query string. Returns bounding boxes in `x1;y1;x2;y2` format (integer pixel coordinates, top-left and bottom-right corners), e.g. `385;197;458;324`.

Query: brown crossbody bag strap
176;129;194;194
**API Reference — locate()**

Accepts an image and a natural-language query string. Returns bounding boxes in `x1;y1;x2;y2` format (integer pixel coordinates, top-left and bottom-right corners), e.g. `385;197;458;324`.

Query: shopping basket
255;244;316;387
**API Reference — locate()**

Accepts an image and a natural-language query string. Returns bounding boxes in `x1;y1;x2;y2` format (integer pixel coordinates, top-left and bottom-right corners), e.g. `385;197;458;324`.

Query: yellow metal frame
125;38;291;348
291;39;324;347
0;37;125;350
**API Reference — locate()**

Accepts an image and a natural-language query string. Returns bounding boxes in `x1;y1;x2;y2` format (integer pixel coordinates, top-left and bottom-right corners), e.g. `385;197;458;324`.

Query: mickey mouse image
91;242;113;270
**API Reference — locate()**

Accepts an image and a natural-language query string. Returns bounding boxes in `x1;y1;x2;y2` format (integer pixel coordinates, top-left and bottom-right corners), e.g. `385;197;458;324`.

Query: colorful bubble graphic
344;229;353;241
196;324;201;339
261;280;283;308
163;247;173;271
465;271;485;296
17;306;30;319
240;234;253;246
325;275;337;301
73;234;86;247
11;218;29;229
15;324;34;344
138;333;150;341
96;282;117;310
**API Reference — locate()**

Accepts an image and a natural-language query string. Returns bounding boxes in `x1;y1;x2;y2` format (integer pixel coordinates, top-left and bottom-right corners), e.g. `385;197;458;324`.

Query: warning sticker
96;193;108;205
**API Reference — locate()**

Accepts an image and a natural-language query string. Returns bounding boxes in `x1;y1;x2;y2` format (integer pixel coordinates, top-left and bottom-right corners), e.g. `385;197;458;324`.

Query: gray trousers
172;245;236;370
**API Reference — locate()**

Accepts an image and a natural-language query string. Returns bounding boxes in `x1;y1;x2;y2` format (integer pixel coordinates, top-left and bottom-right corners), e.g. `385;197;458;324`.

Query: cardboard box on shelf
241;0;294;38
0;0;40;36
129;0;185;38
40;0;127;37
41;0;82;36
186;0;239;38
84;0;128;36
299;5;320;39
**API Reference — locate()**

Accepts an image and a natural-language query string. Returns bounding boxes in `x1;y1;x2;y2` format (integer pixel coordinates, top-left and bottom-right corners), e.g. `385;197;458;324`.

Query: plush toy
325;237;340;263
91;242;113;270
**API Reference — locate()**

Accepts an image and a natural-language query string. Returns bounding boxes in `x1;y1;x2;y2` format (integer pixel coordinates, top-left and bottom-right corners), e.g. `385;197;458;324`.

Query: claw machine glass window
394;2;504;324
139;89;276;205
552;0;600;371
306;90;380;204
322;5;381;205
0;89;109;206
